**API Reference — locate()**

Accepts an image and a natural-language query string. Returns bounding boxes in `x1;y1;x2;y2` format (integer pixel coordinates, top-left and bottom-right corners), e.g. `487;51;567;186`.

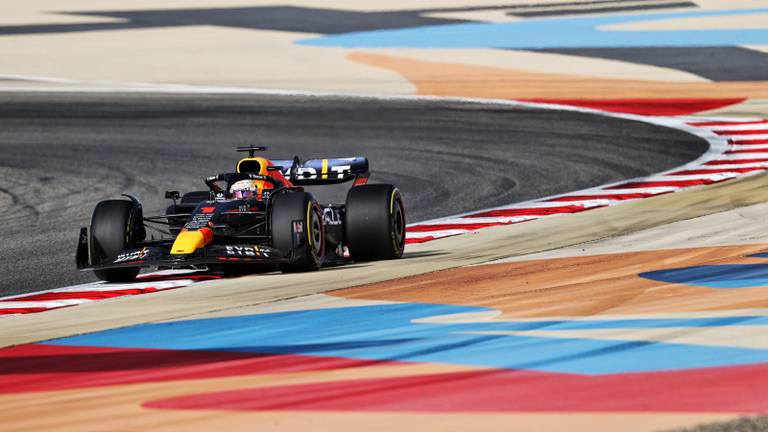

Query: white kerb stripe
406;229;475;239
412;216;538;226
0;299;92;309
648;173;738;182
711;123;768;132
727;133;768;140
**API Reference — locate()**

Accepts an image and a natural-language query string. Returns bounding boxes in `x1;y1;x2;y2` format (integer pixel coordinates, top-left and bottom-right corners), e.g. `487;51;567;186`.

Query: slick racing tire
271;191;324;273
90;200;141;282
345;184;405;261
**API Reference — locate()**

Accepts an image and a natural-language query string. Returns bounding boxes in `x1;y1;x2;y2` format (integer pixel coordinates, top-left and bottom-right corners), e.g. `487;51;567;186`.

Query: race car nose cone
171;228;213;255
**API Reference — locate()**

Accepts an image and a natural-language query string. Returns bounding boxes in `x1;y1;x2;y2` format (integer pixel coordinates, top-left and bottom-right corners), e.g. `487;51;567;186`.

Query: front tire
345;184;405;261
90;200;141;282
271;191;324;273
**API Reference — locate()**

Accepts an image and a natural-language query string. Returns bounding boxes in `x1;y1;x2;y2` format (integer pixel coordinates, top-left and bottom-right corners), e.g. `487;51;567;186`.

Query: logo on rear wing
271;157;369;185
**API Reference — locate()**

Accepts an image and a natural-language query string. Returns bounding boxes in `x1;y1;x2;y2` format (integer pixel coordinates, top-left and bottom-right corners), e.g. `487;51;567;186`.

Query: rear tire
90;200;141;282
345;184;405;261
271;191;324;273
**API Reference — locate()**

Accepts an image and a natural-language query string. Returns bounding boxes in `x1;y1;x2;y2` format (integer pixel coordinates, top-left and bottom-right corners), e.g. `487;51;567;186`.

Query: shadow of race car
76;146;406;282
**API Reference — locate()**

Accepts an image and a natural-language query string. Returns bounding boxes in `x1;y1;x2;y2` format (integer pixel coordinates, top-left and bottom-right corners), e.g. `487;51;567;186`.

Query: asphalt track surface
0;92;708;295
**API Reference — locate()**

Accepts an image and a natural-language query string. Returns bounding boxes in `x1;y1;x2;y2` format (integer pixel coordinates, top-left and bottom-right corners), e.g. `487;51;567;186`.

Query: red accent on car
199;227;214;245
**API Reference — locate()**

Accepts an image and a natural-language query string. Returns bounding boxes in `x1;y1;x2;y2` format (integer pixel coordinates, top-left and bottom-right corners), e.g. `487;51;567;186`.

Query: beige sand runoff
1;0;766;119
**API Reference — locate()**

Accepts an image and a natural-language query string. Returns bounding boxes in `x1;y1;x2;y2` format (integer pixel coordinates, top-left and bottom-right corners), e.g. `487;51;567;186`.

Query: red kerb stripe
726;148;768;154
733;138;768;145
715;129;768;136
523;98;744;116
0;307;57;316
2;288;160;302
405;236;436;244
407;222;509;233
604;179;720;189
462;205;598;219
671;167;767;175
546;192;671;201
705;158;768;165
689;120;768;127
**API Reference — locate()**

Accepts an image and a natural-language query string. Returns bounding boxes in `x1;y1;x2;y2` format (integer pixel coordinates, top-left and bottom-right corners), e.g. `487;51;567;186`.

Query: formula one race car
76;146;406;282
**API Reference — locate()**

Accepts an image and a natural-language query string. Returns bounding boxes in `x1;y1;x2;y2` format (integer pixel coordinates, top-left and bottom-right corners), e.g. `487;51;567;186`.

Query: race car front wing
76;225;303;272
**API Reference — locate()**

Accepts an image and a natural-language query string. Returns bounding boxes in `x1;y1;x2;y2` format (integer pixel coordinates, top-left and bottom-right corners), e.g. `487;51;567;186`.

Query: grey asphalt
0;92;707;295
671;416;768;432
540;46;768;81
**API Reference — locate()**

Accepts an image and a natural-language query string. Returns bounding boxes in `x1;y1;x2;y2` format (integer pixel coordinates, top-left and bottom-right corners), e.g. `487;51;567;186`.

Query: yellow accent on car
390;188;398;213
321;159;329;179
171;230;207;255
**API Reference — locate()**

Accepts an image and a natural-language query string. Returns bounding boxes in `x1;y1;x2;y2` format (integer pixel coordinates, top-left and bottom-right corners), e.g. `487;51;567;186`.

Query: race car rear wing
271;157;370;186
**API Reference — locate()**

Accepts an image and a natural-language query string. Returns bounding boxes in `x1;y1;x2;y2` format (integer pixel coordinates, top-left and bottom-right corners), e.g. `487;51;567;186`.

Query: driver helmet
230;179;260;199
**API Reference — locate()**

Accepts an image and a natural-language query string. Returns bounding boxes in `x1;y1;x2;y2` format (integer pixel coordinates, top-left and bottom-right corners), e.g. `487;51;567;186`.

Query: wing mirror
165;190;180;205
